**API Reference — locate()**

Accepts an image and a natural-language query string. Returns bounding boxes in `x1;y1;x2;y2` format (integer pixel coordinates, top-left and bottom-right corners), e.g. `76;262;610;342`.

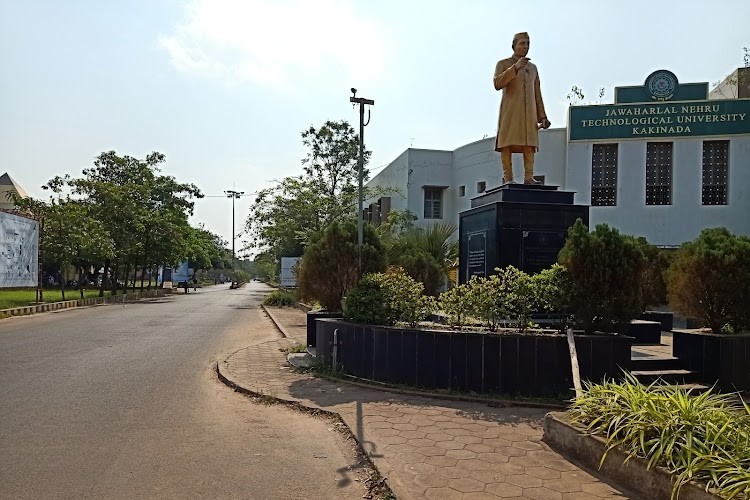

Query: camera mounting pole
350;88;374;277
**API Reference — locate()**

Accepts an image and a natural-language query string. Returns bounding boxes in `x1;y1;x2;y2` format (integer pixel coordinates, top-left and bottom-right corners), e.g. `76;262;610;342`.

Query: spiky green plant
570;374;750;499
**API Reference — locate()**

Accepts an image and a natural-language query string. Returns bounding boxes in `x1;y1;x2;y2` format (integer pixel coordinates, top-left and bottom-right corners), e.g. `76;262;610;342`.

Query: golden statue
493;32;550;184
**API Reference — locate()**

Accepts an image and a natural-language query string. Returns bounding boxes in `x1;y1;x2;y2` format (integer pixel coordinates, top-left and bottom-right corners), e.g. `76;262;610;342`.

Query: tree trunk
78;263;84;299
140;256;146;290
99;260;110;298
111;262;119;296
59;262;66;301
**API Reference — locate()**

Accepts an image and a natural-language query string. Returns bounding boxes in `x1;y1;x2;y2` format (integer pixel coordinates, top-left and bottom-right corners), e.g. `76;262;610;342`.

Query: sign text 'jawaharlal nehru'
569;99;750;141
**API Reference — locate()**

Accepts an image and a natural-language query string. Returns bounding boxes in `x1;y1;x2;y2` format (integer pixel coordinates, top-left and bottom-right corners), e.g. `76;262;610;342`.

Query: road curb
215;360;393;499
260;304;289;338
0;289;170;320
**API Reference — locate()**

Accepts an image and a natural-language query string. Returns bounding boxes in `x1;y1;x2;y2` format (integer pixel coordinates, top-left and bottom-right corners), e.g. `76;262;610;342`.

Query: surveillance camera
351;88;357;95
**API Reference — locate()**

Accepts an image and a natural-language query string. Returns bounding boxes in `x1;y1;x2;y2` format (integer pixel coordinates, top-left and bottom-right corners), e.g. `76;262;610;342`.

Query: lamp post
349;88;374;276
224;189;244;262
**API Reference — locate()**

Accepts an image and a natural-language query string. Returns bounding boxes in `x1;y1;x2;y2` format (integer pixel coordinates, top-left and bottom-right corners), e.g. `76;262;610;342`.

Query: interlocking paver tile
485;481;524;497
424;486;463;499
506;474;543;488
436;440;466;451
542;477;583;493
451;477;485;493
219;306;639;500
522;486;564;499
445;449;477;460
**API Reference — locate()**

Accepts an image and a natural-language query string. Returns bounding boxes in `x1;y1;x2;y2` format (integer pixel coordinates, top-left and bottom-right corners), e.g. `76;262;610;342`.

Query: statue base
458;184;589;282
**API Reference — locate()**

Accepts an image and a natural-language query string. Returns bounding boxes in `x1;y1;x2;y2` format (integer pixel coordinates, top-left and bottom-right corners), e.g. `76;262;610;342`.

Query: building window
459;185;466;197
646;142;673;205
477;181;486;193
702;141;729;205
591;143;618;206
424;188;442;219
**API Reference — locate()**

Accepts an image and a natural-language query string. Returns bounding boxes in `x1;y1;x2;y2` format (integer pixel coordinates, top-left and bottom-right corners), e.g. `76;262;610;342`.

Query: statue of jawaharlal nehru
493;32;550;184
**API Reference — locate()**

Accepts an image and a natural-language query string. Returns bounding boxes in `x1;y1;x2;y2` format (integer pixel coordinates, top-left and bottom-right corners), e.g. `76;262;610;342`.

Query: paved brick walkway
219;307;638;500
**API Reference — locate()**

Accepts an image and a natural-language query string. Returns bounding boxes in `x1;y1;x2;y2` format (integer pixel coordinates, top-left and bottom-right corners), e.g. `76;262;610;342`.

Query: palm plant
388;222;458;296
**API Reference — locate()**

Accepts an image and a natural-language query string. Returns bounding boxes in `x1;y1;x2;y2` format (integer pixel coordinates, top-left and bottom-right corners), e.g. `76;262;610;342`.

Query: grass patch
0;289;112;310
262;290;296;307
570;373;750;499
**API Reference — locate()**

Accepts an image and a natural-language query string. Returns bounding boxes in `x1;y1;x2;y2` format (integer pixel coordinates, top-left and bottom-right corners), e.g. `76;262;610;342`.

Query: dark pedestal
459;184;589;282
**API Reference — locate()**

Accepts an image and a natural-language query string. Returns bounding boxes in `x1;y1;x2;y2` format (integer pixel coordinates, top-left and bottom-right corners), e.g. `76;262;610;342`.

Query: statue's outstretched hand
514;57;530;71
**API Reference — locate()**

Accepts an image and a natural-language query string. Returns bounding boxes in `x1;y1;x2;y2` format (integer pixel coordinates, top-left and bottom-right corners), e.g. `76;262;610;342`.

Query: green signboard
569;99;750;141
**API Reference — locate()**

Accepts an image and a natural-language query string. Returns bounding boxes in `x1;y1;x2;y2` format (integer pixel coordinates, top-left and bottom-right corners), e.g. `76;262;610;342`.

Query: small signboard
280;257;300;287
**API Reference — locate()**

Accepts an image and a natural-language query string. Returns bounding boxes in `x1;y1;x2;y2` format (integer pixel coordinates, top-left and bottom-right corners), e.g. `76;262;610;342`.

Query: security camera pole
349;88;374;276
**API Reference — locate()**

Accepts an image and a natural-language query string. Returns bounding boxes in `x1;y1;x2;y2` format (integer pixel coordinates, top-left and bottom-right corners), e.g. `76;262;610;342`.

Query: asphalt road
0;282;364;499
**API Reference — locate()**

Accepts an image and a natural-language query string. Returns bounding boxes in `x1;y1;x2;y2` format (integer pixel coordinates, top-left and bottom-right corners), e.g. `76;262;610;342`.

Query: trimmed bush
262;290;296;306
342;275;388;325
343;267;435;327
558;220;645;334
667;227;750;333
636;237;672;310
438;281;472;329
531;263;573;331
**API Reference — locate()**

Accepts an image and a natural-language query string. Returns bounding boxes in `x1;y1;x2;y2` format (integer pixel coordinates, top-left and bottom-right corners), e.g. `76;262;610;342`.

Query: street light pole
349;88;374;276
224;189;244;262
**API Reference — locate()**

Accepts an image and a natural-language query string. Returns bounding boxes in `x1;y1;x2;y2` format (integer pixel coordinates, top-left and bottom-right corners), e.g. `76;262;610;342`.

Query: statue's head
512;32;530;58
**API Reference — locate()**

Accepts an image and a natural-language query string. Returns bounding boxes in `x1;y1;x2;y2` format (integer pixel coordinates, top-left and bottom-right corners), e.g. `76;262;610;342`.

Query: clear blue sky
1;0;748;252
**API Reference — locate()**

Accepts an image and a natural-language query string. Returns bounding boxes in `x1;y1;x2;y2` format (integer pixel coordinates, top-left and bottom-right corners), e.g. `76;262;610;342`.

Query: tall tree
245;120;370;264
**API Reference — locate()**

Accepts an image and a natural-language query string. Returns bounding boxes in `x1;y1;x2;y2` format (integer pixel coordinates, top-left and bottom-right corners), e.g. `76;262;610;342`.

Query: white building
366;69;750;247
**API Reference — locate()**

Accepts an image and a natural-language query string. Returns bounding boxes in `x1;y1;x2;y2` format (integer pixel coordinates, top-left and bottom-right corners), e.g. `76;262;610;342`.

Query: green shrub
558;220;645;334
636;237;672;310
342;275;388;325
438;281;472;329
570;375;750;499
297;220;387;311
667;228;750;334
262;290;296;306
532;264;573;331
345;267;434;327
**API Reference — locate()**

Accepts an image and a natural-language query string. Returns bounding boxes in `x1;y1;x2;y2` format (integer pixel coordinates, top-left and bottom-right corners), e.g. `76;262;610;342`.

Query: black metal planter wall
315;319;632;397
672;331;750;391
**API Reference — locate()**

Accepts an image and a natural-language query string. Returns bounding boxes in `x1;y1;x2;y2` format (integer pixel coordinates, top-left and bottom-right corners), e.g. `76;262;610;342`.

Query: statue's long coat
493;55;548;153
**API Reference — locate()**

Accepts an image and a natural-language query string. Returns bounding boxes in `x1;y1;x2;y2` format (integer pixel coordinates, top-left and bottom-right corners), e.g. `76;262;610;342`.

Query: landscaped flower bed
314;318;632;396
567;375;750;499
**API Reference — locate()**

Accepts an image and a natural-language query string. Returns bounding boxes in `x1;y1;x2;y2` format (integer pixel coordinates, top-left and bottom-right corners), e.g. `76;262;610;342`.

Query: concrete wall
567;136;750;246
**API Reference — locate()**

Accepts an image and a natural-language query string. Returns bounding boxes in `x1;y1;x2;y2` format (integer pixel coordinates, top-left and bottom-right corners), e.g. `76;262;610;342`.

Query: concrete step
630;356;683;372
631;369;697;385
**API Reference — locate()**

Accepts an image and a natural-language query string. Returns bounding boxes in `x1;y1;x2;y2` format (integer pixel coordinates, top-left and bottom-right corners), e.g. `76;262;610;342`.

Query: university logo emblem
646;70;678;101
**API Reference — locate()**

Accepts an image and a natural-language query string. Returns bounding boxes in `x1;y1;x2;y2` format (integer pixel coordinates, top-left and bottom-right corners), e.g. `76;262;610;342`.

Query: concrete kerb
260;304;290;339
543;411;720;500
0;289;168;320
214;359;393;499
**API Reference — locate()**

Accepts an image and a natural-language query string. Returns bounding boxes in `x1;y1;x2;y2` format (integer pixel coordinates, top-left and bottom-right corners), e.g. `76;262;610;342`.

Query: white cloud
159;0;387;88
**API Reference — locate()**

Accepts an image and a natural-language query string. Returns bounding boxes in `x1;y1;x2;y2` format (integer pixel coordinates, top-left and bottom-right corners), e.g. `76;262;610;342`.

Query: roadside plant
532;264;573;332
344;267;434;327
262;290;296;307
466;274;507;331
558;220;645;334
498;266;535;332
570;374;750;499
297;220;387;311
438;281;473;329
342;274;388;325
667;227;750;334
